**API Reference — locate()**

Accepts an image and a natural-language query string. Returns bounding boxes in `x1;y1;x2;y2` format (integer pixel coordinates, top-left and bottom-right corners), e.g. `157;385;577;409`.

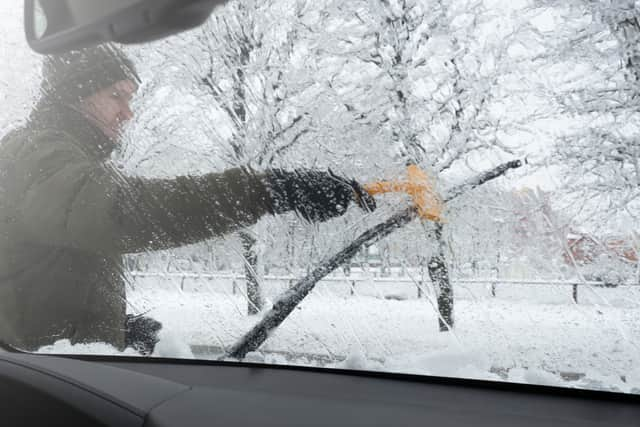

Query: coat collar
27;99;118;160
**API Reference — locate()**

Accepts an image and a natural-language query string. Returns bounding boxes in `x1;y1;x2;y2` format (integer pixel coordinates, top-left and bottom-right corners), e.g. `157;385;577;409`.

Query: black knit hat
41;44;141;105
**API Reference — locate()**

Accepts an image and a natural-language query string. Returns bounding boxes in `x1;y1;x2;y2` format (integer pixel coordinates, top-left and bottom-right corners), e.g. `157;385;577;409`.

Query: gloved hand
263;169;376;222
125;314;162;356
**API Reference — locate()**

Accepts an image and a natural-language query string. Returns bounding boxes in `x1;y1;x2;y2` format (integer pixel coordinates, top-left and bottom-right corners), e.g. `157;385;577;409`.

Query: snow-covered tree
292;0;555;330
526;1;640;233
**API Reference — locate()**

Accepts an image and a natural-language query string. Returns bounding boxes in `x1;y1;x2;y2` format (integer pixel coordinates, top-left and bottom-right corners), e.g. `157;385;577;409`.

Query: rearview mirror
25;0;227;54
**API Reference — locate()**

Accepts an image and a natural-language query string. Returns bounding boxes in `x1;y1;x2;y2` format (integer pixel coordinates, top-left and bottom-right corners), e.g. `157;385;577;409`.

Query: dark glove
125;314;162;356
264;169;376;222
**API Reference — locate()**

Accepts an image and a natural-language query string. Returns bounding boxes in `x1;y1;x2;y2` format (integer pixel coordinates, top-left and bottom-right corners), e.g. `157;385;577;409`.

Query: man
0;45;375;355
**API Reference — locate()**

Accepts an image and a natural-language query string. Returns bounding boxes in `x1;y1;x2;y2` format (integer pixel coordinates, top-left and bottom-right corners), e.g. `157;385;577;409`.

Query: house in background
563;232;639;285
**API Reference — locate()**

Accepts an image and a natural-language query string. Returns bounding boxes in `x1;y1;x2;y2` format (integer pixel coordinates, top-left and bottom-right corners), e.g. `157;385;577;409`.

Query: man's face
79;79;137;141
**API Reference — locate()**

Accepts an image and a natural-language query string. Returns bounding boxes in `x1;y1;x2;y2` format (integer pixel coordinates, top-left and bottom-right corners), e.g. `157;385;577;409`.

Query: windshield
1;0;639;394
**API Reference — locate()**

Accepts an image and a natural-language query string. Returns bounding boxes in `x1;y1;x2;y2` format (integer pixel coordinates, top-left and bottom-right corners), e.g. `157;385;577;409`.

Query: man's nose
120;102;134;121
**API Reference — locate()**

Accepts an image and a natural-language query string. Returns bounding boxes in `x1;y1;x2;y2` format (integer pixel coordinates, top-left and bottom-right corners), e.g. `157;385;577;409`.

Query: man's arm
17;137;274;254
115;167;275;252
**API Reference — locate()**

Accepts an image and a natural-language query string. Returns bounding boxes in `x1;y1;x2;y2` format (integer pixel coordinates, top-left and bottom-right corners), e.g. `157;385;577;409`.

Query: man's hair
41;44;141;105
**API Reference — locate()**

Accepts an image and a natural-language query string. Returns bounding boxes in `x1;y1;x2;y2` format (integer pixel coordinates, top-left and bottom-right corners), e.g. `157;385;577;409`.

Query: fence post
491;282;496;297
417;280;423;298
572;283;578;303
232;280;237;295
180;276;185;292
350;280;356;296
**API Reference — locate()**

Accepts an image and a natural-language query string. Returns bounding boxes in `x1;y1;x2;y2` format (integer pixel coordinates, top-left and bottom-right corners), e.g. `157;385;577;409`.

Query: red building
564;233;638;265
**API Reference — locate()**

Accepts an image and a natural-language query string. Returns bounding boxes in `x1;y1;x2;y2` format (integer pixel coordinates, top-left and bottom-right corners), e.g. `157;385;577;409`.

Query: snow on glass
0;0;639;393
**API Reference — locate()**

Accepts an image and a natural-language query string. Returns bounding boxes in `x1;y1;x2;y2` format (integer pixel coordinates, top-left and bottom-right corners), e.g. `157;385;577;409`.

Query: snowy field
40;274;640;394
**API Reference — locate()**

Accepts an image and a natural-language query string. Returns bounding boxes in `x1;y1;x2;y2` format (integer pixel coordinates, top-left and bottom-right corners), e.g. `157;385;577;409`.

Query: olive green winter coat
0;101;274;351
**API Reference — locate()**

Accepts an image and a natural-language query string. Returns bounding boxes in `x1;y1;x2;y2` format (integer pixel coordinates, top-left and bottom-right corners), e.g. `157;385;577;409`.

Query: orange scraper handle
364;165;443;222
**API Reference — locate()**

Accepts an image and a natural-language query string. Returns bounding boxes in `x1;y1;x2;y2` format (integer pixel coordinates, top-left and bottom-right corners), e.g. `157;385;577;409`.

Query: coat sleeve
17;136;276;254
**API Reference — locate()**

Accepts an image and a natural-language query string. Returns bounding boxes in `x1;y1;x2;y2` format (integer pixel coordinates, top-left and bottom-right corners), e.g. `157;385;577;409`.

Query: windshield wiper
225;159;524;360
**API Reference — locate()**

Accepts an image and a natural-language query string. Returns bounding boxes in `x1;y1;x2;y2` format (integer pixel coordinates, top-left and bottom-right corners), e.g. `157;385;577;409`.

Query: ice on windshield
0;0;639;394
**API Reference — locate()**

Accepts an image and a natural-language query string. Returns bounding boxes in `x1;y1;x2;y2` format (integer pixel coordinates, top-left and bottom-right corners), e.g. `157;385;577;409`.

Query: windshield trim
28;351;640;403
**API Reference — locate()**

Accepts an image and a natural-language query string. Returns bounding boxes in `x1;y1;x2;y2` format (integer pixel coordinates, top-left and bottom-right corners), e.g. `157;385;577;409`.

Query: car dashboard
0;349;638;426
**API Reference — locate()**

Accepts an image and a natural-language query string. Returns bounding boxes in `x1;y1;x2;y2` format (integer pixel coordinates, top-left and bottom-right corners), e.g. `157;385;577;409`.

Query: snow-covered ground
39;275;640;394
